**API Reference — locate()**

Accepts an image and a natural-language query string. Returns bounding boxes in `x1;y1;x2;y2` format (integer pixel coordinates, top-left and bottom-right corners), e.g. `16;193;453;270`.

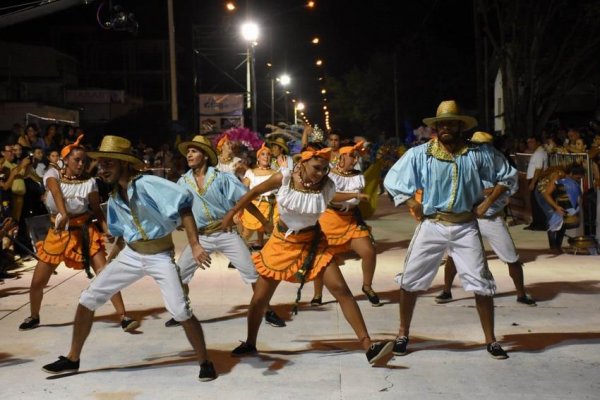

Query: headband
216;134;230;151
60;134;84;159
300;147;332;162
339;140;366;155
256;143;271;158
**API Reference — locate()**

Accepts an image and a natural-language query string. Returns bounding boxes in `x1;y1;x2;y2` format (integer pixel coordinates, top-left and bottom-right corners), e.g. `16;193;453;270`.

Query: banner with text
199;93;244;134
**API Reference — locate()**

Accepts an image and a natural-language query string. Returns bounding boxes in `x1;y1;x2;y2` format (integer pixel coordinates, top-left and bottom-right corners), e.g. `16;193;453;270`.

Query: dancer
384;100;517;359
168;135;286;328
240;144;279;248
215;134;242;175
434;131;536;306
266;137;294;170
222;142;393;364
19;136;138;332
311;140;381;307
41;135;216;381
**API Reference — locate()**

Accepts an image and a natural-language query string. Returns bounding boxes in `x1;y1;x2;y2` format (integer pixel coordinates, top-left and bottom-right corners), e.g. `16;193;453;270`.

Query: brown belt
425;211;475;224
127;234;174;254
197;220;223;236
277;221;318;234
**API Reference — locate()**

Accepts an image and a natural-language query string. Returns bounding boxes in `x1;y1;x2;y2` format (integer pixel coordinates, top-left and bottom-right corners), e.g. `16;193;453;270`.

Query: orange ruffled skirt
253;226;334;283
319;208;370;253
241;198;279;231
36;214;106;269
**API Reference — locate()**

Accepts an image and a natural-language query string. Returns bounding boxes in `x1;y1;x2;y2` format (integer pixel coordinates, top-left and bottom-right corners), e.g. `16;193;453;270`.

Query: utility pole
167;0;178;121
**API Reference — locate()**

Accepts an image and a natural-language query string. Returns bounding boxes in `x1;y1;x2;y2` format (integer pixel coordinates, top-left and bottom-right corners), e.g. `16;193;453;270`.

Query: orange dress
319;170;370;253
253;168;336;283
240;169;279;231
37;172;106;269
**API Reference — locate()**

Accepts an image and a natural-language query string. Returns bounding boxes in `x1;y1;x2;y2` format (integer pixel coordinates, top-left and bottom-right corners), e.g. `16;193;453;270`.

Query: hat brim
178;141;218;166
423;115;477;131
87;151;146;170
265;140;289;155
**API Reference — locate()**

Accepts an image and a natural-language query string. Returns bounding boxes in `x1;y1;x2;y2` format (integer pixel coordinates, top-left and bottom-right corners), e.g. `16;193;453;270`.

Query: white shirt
276;168;335;236
526;146;548;179
328;171;364;210
43;168;97;215
244;169;277;196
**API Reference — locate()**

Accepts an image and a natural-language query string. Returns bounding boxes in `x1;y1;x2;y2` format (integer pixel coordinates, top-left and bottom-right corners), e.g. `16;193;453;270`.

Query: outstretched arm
222;172;283;230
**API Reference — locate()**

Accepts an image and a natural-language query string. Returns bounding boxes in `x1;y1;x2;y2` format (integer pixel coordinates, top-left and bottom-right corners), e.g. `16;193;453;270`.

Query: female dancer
240;144;279;247
19;137;138;332
216;134;242;175
311;140;380;307
222;142;393;364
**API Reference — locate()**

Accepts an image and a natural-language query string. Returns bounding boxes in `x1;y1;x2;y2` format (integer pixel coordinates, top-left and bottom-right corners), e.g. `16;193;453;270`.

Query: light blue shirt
177;166;248;228
107;174;193;242
480;144;519;217
384;139;517;216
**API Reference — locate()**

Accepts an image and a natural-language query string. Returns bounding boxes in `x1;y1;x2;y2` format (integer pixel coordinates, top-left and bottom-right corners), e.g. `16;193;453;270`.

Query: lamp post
271;74;290;125
294;101;305;125
241;22;259;132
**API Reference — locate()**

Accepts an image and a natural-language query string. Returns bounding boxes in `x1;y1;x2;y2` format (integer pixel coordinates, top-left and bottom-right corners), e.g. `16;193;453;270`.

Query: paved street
1;195;599;399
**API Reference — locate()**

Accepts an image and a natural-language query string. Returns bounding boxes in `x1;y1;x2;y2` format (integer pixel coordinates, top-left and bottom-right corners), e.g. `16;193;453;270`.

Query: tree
476;0;600;138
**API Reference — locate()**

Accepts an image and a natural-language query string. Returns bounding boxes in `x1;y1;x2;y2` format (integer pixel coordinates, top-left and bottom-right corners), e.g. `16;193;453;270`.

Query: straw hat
177;135;218;166
265;137;289;155
470;131;494;144
422;100;477;131
87;135;145;169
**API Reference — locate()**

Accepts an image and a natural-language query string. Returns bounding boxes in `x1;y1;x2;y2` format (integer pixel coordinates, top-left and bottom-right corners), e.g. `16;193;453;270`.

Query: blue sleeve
383;148;421;207
139;175;193;220
106;197;124;238
219;172;249;203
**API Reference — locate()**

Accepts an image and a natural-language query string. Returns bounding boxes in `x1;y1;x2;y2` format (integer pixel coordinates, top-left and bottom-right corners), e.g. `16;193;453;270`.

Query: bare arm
222;172;283;229
332;192;369;203
46;176;70;230
474;184;508;218
542;178;564;215
301;123;313;147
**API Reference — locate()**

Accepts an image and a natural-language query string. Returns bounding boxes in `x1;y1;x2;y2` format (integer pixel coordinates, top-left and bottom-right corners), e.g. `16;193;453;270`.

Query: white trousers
178;231;258;285
398;219;496;296
478;216;519;264
79;245;193;322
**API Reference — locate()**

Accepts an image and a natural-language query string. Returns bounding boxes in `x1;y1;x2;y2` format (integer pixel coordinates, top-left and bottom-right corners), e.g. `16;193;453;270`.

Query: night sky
1;0;476;134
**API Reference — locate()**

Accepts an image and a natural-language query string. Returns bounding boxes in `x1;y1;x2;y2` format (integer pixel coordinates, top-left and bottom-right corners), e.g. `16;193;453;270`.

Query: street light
294;101;305;125
241;22;259;132
270;74;291;125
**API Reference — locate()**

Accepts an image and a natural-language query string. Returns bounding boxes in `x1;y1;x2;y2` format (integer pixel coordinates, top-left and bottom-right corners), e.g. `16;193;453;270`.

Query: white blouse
276;168;335;236
43;168;98;215
217;157;242;174
328;171;364;209
244;169;277;196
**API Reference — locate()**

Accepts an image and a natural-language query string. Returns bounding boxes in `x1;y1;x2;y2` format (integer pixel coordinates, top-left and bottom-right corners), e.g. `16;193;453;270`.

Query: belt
479;210;505;220
197;220;223;236
127;233;174;254
424;211;475;224
276;221;317;234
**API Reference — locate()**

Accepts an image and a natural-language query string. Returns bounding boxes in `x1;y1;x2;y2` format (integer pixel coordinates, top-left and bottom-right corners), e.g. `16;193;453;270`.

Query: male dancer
41;135;217;381
166;135;285;328
384;100;517;359
435;131;536;306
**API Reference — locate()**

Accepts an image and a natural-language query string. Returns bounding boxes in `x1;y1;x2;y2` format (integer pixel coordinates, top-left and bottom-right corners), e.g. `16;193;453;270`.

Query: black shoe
366;341;394;364
231;341;258;357
265;310;286;327
516;295;537;306
434;291;453;304
165;318;181;327
310;296;322;306
19;316;40;331
393;336;409;356
198;361;217;381
121;317;140;332
42;356;80;374
487;342;508;359
362;286;382;307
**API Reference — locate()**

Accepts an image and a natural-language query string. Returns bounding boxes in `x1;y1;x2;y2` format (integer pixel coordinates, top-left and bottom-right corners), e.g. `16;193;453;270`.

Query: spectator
524;135;548;230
